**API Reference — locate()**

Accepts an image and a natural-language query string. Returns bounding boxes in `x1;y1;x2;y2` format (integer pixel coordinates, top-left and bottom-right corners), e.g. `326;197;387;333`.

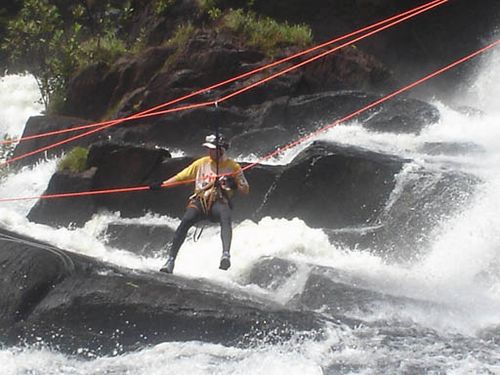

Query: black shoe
160;256;175;274
219;251;231;270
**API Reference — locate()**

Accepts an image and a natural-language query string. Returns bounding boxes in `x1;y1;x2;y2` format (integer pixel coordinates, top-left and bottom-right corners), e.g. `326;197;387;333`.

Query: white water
1;48;500;373
0;74;43;139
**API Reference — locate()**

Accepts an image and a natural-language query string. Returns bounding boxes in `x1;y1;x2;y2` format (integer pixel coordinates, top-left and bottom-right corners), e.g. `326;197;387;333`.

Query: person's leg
210;201;232;270
160;203;202;273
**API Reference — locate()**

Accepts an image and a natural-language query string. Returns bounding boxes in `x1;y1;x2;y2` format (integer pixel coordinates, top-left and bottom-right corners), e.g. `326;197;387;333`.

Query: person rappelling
149;133;250;274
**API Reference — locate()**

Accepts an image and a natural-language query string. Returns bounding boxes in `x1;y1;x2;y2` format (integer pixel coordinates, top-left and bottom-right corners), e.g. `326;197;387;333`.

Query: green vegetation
78;30;127;64
154;0;177;16
198;0;222;13
165;23;196;48
222;9;312;56
57;146;89;173
1;0;139;111
1;0;313;114
163;23;196;70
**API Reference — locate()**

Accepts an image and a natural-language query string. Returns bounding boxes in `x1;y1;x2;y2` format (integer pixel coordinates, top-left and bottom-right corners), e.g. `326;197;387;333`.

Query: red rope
1;0;446;169
0;0;444;147
240;40;500;172
0;40;497;204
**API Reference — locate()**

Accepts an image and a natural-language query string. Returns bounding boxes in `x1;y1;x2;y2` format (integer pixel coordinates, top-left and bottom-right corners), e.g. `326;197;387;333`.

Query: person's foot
160;256;175;274
219;251;231;270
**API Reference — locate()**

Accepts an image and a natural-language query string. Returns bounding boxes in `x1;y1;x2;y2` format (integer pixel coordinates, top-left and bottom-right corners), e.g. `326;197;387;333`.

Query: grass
162;23;197;70
154;0;177;16
58;146;89;173
222;9;312;56
78;31;128;67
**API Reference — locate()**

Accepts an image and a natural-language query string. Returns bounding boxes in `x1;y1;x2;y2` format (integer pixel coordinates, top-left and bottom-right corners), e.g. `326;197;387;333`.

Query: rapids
1;49;500;373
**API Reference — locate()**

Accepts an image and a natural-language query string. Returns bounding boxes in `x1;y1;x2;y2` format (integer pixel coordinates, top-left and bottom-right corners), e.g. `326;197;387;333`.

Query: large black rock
12;115;100;169
0;228;326;356
257;141;406;228
27;142;282;227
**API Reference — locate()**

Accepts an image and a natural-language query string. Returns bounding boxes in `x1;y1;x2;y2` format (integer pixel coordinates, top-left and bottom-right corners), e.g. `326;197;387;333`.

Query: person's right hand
149;181;163;191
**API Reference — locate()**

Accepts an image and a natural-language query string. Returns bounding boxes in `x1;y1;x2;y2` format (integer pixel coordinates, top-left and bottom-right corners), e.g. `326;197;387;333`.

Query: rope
0;0;445;148
0;0;447;169
0;39;497;204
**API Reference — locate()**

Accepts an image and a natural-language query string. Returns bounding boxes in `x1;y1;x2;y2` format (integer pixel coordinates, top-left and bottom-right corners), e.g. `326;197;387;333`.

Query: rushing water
1;48;500;374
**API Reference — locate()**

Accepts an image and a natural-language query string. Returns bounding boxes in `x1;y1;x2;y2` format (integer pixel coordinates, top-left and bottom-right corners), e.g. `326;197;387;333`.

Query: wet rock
104;223;175;256
243;257;299;291
328;167;479;261
257;140;407;228
0;227;326;356
363;98;440;134
418;142;485;155
12;115;98;168
27;168;97;228
27;142;281;227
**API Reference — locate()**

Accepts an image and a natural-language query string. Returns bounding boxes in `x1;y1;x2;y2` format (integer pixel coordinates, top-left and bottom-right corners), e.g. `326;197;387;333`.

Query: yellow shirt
174;156;249;193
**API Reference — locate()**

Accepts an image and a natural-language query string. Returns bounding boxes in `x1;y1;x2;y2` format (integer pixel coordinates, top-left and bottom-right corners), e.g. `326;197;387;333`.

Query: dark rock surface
244;257;444;318
12;115;100;169
104;223;175;256
257;141;407;228
0;228;326;356
28;141;409;230
27;168;97;228
328;167;479;261
12;90;439;168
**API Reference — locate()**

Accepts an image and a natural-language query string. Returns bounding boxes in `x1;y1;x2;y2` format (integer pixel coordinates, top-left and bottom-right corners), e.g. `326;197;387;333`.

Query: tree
3;0;81;110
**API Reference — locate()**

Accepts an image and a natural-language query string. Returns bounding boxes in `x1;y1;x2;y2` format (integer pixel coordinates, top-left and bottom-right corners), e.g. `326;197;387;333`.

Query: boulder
27;143;282;227
104;223;175;256
0;228;326;356
257;141;407;228
12;115;98;168
27;168;97;228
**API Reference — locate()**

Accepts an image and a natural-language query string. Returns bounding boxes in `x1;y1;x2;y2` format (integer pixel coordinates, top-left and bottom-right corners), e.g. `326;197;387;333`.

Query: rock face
104;223;175;256
28;140;409;231
243;257;442;318
13;90;439;168
257;141;407;228
11;115;100;169
0;228;325;356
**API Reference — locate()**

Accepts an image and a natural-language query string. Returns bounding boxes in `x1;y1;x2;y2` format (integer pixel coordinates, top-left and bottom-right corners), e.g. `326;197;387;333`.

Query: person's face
208;147;224;161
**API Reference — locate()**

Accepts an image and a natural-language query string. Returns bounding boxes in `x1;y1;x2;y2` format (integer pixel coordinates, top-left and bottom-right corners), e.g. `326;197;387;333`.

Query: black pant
168;199;232;259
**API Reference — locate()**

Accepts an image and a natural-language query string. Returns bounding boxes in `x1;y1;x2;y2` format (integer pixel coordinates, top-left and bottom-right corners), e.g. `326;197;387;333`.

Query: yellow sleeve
174;158;205;181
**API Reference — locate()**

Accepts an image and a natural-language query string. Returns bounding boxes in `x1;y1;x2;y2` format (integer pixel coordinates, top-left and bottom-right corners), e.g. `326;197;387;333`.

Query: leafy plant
57;146;89;173
208;7;222;21
2;0;80;109
198;0;222;12
1;0;141;111
163;23;197;70
222;9;312;56
154;0;176;16
78;30;127;65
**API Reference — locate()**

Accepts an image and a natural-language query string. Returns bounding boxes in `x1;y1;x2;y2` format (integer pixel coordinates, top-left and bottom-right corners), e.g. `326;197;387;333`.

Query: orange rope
1;0;446;169
1;39;497;203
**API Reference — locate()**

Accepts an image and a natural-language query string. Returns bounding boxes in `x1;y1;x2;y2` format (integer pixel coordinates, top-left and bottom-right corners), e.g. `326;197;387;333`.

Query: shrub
161;23;197;71
165;23;196;48
198;0;222;12
154;0;177;16
222;9;312;56
78;31;127;67
58;147;89;173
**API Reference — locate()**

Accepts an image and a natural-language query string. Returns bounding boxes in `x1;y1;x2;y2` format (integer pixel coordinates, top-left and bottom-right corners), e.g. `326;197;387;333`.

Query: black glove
149;181;163;191
219;175;237;191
